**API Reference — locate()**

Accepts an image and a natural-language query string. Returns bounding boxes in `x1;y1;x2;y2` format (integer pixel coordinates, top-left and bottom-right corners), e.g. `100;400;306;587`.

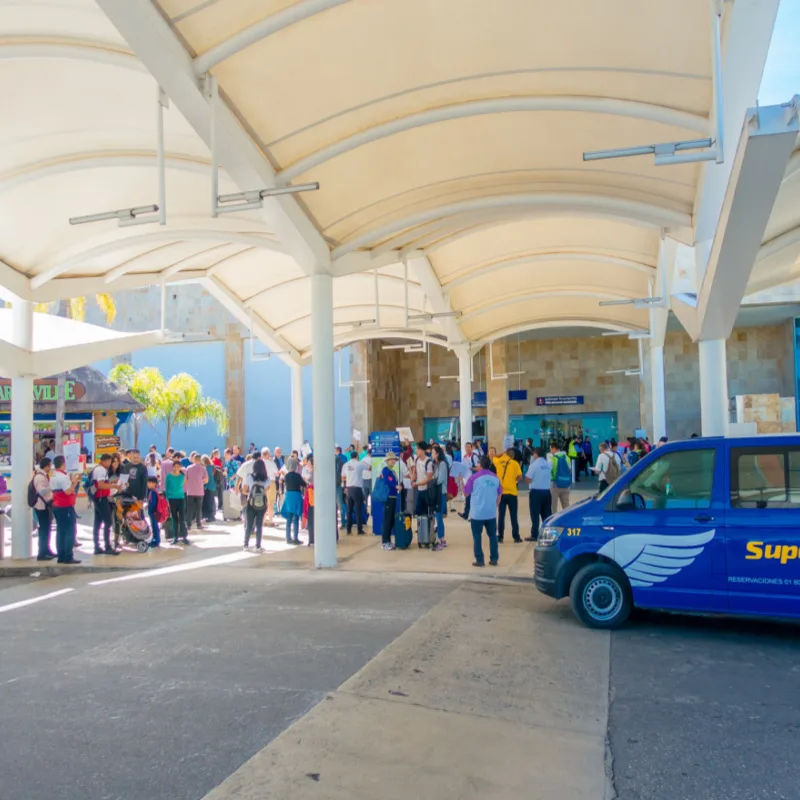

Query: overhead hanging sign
508;390;528;401
536;395;585;407
0;379;87;403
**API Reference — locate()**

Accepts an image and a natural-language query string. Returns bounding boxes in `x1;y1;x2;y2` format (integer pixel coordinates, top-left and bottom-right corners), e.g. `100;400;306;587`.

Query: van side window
730;447;800;509
623;448;716;510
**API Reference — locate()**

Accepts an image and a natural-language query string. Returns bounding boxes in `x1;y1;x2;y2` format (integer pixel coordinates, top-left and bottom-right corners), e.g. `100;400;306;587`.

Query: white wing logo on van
597;530;716;588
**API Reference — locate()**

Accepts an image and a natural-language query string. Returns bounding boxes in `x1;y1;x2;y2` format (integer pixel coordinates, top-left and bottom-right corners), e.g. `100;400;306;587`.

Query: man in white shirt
592;442;620;492
459;441;480;520
235;454;255;493
90;453;117;556
341;451;366;534
412;441;434;517
360;447;373;506
261;447;279;526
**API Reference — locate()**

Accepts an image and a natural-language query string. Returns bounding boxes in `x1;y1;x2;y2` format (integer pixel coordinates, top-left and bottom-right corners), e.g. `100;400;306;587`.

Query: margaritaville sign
0;379;87;403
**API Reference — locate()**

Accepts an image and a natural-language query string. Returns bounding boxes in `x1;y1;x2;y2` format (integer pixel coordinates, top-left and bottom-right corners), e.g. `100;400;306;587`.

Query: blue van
534;435;800;628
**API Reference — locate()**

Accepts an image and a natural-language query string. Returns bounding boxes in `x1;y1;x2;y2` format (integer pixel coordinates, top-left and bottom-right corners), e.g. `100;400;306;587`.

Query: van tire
569;563;632;629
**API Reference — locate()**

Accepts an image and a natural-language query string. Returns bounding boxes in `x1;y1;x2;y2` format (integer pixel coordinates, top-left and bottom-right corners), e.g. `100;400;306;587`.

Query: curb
0;563;147;578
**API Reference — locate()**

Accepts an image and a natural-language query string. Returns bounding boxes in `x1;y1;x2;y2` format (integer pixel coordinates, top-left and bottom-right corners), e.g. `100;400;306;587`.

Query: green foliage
108;365;228;448
32;294;117;323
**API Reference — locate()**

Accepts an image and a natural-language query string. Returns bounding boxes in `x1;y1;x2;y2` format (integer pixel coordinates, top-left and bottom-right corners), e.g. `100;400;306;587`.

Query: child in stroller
114;495;153;552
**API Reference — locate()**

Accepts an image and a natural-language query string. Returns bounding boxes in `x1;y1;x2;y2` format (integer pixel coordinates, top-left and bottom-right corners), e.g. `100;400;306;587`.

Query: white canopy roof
0;0;797;364
0;309;164;377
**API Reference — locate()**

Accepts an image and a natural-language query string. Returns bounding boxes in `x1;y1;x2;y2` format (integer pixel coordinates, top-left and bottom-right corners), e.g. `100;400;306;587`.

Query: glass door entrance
536;417;583;446
509;412;619;448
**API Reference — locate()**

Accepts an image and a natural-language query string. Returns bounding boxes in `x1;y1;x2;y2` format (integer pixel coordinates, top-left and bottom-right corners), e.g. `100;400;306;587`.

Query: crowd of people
365;432;669;568
25;431;667;566
25;443;317;562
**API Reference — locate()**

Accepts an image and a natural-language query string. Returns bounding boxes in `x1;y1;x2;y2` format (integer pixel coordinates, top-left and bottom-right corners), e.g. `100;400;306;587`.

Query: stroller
114;495;153;552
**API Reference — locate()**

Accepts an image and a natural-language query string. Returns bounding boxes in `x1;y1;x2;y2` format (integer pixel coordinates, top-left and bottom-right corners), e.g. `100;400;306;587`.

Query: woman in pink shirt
184;454;208;531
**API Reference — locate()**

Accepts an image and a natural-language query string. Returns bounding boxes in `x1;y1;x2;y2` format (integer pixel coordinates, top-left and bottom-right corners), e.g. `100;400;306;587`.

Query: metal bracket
206;74;319;216
488;341;524;380
157;86;169;225
338;346;369;387
584;0;724;167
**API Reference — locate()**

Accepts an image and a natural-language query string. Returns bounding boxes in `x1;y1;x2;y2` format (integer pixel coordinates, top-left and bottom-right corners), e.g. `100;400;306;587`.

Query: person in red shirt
50;455;82;564
90;453;118;556
211;448;224;510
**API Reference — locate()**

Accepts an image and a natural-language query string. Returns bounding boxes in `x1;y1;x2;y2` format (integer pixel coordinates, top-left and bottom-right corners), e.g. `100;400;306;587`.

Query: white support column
290;363;303;451
698;339;729;437
457;349;472;451
310;272;336;568
650;345;667;442
11;300;33;560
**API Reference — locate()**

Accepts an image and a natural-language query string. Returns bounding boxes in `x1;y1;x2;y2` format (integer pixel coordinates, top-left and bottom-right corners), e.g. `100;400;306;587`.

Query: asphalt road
0;569;454;800
5;567;800;800
609;609;800;800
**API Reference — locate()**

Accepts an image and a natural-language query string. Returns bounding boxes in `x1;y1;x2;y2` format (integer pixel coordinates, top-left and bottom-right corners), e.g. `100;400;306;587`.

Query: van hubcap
583;576;623;621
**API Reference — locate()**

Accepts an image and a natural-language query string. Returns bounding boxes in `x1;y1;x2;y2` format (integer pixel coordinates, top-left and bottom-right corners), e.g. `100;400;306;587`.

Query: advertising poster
63;439;81;473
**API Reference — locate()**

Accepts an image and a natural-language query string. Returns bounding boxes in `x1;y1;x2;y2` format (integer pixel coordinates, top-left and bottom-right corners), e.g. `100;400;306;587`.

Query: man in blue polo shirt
463;456;502;567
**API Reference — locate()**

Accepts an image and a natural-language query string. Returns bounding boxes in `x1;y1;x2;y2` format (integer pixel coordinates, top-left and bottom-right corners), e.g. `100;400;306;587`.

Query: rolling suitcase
348;503;370;529
416;514;434;548
394;512;413;549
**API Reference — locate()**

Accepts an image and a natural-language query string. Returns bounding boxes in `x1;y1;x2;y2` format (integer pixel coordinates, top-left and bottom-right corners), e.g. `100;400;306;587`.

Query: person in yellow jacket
567;439;581;483
492;447;523;543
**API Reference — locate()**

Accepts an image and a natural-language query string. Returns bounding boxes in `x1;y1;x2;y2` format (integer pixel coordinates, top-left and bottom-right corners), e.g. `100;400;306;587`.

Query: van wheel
569;563;632;629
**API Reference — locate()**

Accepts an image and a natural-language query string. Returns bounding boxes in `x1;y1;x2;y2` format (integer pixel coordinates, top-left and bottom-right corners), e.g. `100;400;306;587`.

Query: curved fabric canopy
0;0;797;363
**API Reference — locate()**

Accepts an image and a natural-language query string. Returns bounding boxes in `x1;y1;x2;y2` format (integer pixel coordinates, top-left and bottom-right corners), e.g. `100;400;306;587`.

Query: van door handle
602;526;615;531
695;514;715;523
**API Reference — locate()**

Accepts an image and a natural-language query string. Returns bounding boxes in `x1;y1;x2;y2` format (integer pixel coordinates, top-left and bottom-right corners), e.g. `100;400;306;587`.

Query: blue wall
95;342;351;455
244;347;351;451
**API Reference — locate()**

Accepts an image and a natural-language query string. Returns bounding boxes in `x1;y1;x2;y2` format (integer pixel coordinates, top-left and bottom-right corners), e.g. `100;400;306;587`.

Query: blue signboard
368;430;401;457
508;389;528;401
536;395;585;407
473;391;487;407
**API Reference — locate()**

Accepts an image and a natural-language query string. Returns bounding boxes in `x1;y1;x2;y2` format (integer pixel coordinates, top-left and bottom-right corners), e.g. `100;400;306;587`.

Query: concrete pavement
1;484;598;577
200;582;611;800
3;476;797;800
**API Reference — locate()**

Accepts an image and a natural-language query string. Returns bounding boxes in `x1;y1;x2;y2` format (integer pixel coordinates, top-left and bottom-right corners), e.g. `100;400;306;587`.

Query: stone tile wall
352;322;796;446
641;322;794;439
486;340;509;447
224;323;245;449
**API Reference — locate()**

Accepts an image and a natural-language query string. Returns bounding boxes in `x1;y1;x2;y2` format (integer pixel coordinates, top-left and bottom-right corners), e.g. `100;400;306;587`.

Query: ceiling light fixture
601;330;652;340
216;182;320;216
599;297;663;308
69;204;160;228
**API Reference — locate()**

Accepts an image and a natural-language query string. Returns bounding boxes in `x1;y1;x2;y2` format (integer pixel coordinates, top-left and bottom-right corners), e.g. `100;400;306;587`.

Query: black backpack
27;473;40;508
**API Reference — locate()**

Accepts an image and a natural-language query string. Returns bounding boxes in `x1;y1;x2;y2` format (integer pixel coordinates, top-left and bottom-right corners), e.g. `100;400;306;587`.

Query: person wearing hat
379;452;400;551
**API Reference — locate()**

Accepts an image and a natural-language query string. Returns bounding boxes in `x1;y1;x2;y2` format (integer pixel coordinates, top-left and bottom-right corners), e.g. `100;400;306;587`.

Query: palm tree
153;373;229;449
108;366;228;450
108;364;164;450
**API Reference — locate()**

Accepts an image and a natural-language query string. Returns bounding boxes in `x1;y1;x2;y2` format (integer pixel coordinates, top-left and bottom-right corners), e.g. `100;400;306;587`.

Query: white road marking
88;550;258;586
0;587;74;614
